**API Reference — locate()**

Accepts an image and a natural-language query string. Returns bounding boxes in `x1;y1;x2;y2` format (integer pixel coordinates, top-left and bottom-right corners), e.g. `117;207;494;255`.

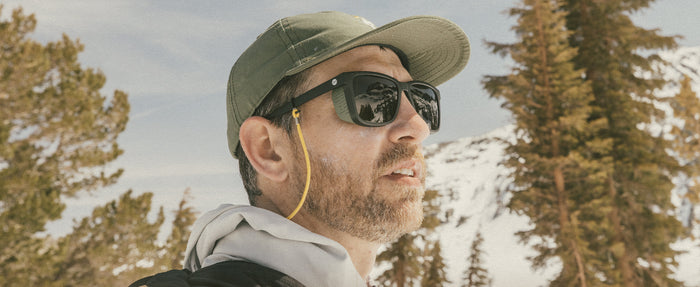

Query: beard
290;143;426;243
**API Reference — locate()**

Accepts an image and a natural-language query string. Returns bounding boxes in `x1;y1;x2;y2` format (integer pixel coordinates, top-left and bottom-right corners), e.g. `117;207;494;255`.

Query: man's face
286;45;431;243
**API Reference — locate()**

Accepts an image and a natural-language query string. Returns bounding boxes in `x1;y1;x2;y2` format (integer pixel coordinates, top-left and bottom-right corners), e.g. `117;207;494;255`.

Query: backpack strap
128;261;304;287
129;269;191;287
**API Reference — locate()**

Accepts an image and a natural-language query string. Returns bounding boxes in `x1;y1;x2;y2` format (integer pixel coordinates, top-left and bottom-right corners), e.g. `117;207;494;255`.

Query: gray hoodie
183;204;367;287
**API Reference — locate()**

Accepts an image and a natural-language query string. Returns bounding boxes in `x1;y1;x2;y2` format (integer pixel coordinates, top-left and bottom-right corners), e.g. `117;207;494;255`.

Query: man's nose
387;93;430;145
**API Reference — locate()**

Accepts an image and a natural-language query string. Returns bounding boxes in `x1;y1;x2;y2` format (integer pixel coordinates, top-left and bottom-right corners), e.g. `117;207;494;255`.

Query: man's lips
381;159;423;184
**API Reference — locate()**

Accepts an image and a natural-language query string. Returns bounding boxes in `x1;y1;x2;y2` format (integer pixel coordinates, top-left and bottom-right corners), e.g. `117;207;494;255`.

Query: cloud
2;0;259;99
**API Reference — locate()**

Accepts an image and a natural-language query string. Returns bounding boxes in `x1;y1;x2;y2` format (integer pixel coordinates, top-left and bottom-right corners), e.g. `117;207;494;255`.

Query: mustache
375;144;423;171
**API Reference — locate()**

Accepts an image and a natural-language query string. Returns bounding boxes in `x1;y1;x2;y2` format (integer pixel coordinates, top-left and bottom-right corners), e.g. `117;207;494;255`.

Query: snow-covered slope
424;46;700;287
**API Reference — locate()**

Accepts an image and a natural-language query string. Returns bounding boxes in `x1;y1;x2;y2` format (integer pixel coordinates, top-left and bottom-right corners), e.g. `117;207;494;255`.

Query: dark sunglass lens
353;76;399;125
409;83;440;131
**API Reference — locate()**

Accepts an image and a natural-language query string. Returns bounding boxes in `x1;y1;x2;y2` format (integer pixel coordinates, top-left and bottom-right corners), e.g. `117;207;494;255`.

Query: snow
660;46;700;85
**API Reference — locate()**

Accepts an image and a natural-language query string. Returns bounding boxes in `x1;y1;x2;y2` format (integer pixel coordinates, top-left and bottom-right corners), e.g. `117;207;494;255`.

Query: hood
183;204;366;287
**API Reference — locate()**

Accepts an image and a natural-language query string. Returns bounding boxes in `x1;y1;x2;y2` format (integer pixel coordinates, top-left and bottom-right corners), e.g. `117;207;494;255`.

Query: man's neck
283;209;380;279
255;196;381;279
256;200;380;279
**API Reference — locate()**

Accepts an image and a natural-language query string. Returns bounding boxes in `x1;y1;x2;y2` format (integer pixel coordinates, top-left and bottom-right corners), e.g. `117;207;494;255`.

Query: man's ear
239;116;290;183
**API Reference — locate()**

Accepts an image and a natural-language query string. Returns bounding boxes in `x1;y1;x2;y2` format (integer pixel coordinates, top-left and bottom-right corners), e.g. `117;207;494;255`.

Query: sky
2;0;699;235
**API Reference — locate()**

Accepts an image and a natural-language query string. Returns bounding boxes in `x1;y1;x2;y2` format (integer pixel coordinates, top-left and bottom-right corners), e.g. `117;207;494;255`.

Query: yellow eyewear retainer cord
286;108;311;220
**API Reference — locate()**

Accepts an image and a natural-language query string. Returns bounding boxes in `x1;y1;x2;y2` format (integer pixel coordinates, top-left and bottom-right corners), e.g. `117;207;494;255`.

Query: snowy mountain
422;46;700;287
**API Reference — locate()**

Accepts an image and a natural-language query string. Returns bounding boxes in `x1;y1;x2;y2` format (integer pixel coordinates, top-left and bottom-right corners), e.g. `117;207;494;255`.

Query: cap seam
278;18;303;68
287;21;306;68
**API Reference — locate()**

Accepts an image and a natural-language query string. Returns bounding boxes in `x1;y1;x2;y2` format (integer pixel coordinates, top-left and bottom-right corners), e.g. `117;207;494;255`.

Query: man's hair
236;69;312;205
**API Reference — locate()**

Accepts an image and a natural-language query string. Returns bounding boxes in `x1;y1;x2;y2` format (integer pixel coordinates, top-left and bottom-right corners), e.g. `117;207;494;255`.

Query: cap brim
287;15;470;86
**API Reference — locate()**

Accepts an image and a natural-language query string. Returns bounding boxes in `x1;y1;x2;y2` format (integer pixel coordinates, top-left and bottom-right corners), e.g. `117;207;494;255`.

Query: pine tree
28;190;196;286
359;103;375;122
483;0;601;285
50;190;165;286
0;6;200;286
669;75;700;229
0;6;129;285
155;189;198;271
376;233;423;287
421;240;450;287
463;231;491;287
564;0;685;285
420;189;443;233
376;190;440;287
420;189;450;286
375;189;445;286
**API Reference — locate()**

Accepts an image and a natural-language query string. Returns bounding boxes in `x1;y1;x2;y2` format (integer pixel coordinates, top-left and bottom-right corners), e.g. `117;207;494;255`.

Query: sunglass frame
266;71;440;132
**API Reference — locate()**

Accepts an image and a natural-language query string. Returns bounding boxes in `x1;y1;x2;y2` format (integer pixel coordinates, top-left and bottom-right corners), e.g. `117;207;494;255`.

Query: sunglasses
267;71;441;132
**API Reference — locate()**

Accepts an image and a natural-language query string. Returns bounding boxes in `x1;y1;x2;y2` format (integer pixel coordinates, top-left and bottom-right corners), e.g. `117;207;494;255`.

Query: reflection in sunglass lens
354;76;399;124
409;83;440;131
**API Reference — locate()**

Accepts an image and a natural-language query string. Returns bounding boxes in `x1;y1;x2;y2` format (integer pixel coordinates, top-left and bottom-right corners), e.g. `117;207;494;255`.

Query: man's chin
374;182;425;202
373;201;424;243
329;197;424;243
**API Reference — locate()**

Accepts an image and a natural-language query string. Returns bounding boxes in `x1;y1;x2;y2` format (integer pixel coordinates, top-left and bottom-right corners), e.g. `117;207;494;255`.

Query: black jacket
129;261;304;287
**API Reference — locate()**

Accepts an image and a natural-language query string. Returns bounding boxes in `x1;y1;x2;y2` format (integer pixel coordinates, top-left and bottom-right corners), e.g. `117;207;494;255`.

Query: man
131;11;469;287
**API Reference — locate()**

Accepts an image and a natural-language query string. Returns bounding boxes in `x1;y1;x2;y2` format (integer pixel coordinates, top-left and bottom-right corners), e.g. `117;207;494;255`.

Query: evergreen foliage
375;189;450;286
483;0;600;285
1;189;196;286
376;232;423;287
463;230;491;287
359;104;375;122
421;240;450;287
669;75;700;230
484;0;688;285
564;0;685;285
0;5;129;283
0;7;198;286
52;191;165;286
157;189;198;271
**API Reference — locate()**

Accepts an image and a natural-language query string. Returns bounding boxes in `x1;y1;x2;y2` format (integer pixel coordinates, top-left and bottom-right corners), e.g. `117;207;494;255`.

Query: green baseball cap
227;11;470;158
